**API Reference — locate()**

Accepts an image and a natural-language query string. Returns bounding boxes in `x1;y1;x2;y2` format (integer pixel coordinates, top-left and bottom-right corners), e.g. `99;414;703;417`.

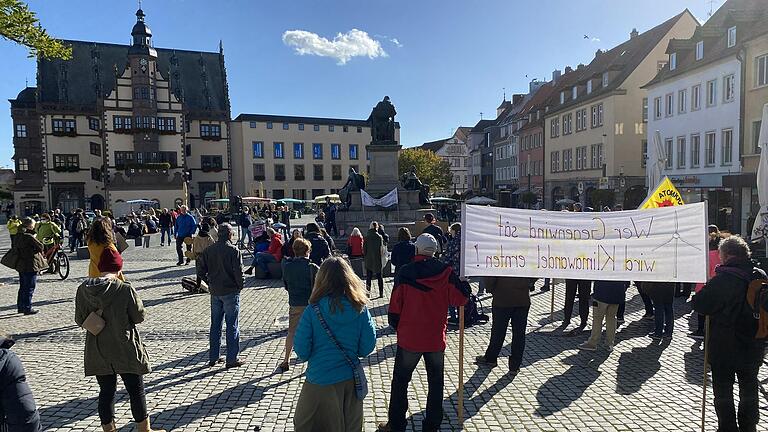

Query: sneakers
578;343;597;351
688;330;705;340
474;355;498;368
22;309;39;316
176;261;184;266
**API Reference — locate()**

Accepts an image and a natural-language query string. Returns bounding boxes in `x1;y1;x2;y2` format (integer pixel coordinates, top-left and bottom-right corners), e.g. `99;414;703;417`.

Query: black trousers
711;359;762;432
485;306;529;370
366;270;383;293
563;279;591;327
96;374;147;425
388;347;444;432
175;237;191;263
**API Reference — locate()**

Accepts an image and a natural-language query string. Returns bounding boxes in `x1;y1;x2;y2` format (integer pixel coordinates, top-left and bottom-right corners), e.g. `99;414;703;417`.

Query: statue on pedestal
369;96;397;144
339;167;366;210
400;165;431;205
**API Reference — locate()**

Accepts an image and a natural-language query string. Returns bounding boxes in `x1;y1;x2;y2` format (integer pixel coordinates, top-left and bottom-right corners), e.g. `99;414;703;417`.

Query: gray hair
21;217;35;229
719;235;751;261
219;223;235;241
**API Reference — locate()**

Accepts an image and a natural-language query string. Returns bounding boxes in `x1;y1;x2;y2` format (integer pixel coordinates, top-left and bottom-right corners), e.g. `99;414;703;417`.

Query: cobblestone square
0;229;765;431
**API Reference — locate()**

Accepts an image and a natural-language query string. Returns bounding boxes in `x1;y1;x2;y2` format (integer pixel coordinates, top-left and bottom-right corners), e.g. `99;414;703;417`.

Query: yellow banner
640;177;685;209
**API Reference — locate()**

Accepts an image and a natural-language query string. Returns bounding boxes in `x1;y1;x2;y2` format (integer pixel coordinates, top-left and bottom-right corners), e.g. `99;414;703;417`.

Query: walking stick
458;305;465;427
701;315;710;432
550;280;555;324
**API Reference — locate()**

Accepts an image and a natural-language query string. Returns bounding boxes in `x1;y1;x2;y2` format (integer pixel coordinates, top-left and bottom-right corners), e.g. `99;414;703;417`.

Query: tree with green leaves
398;148;453;193
1;0;71;59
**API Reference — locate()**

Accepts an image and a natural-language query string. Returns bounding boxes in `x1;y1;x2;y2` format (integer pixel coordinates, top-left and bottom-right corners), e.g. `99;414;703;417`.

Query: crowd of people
1;199;767;432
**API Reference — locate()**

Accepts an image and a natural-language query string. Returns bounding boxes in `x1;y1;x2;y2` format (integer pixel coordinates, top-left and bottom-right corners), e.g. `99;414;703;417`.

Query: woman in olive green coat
74;247;164;432
363;221;384;297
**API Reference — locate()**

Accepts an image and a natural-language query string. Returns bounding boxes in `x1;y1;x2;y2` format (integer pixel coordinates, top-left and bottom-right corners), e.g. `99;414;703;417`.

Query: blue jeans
17;272;37;313
239;227;252;245
160;227;171;245
251;252;276;273
652;301;673;336
388;347;444;432
210;293;241;363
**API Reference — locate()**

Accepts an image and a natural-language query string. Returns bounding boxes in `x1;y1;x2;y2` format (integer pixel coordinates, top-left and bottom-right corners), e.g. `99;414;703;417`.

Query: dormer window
670;52;677;70
602;72;609;87
560;91;566;104
727;26;737;48
536;110;541;120
572;86;578;99
696;41;704;60
587;80;593;94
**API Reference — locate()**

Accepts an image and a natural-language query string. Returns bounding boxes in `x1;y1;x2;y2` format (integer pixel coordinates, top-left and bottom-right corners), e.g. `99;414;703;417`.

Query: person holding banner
692;236;767;432
378;234;468;432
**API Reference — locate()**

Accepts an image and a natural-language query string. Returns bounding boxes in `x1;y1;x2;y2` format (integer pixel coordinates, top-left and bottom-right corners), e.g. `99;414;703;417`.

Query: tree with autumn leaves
1;0;71;59
398;148;453;193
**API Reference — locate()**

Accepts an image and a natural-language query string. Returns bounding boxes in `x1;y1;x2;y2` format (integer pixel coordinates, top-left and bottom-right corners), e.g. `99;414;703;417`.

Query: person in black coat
390;227;415;277
422;213;446;254
693;236;767;432
0;336;41;431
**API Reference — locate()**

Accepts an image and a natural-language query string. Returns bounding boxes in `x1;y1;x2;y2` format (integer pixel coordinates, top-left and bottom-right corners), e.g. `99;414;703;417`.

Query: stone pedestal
366;144;401;192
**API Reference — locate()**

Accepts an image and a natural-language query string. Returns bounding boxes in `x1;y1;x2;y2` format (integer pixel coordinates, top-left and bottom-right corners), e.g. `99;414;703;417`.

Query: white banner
461;202;708;283
361;188;399;208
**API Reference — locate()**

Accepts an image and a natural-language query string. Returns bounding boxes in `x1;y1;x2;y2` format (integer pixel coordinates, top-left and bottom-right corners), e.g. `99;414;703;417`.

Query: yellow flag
640;176;685;209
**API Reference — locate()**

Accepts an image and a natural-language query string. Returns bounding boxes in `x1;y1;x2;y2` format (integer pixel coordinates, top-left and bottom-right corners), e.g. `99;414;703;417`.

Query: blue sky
0;0;718;168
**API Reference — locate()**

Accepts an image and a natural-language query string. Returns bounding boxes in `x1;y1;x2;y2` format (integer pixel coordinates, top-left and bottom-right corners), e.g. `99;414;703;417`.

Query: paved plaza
0;227;766;431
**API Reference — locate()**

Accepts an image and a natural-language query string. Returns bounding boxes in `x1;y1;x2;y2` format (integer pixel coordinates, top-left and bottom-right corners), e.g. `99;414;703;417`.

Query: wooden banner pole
550;279;555;324
701;315;710;432
458;305;465;427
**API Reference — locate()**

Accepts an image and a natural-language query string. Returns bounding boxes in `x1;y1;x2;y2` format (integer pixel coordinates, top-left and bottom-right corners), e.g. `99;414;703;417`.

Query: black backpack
464;293;489;328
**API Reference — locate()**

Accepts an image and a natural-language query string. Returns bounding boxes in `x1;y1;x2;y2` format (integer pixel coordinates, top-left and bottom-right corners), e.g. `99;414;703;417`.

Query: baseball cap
415;233;438;257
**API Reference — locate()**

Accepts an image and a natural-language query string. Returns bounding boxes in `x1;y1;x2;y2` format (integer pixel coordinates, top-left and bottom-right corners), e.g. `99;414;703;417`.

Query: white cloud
590;37;601;43
390;38;403;48
282;29;387;65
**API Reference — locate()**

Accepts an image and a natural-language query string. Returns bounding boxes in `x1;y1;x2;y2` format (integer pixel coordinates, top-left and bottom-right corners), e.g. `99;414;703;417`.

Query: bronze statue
339;167;366;210
369;96;397;144
400;165;431;205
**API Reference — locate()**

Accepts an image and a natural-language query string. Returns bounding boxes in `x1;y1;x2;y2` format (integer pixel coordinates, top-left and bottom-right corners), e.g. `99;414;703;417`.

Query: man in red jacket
378;233;468;432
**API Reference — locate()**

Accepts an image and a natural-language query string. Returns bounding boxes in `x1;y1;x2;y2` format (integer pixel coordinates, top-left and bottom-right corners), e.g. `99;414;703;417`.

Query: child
579;280;628;351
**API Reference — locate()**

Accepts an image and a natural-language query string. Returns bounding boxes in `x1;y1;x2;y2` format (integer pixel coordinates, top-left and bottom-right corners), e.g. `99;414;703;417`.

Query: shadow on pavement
534;349;610;417
615;338;672;394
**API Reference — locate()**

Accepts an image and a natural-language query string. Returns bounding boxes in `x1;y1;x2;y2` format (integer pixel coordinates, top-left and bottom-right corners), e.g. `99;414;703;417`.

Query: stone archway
57;192;80;214
90;194;105;210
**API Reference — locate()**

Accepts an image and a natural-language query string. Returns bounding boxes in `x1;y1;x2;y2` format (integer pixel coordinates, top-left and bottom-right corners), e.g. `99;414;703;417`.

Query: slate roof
470;120;494;133
513;82;557;133
546;9;694;116
644;0;768;88
37;40;230;120
234;113;373;127
420;138;447;152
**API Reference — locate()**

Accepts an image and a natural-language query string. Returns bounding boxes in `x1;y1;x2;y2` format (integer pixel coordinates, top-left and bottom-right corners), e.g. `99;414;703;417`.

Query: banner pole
701;315;710;432
550;280;555;324
458;304;465;427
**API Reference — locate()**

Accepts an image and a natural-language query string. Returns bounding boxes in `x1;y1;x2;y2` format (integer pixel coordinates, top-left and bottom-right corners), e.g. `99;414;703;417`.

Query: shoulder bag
82;309;105;336
311;303;368;400
0;247;19;270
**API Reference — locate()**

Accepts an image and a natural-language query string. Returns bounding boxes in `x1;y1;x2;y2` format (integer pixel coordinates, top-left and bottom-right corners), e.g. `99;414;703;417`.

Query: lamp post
527;154;532;209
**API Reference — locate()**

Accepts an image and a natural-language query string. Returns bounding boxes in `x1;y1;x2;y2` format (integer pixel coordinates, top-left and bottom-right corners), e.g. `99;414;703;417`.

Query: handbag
311;303;368;400
82;309;105;335
0;247;19;270
380;243;389;269
115;232;129;253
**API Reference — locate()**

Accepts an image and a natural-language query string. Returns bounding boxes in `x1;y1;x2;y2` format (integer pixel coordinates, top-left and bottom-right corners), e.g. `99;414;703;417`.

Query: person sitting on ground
390;227;415;278
245;227;283;278
305;223;330;266
86;218;125;281
202;216;219;242
0;334;42;431
693;236;767;432
314;211;326;228
278;238;319;373
282;229;302;259
293;257;376;432
197;224;245;369
126;217;144;240
578;279;629;352
378;233;468;432
346;227;364;258
475;276;533;374
74;248;165;432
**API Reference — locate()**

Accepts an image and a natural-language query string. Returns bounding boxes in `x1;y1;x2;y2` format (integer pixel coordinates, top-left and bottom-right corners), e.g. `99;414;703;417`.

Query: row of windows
550;103;603;138
550;143;603;173
659;129;734;170
520;160;544;177
495;166;517;182
114;151;179;168
249;121;364;134
521;132;543;151
669;27;737;72
113;116;178;132
652;75;735;120
559;72;610;105
252;142;365;160
252;163;369;181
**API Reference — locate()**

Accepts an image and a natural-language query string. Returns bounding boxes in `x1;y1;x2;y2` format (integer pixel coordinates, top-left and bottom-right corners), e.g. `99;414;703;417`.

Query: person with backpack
304;223;330;266
293;257;376;432
377;234;468;432
693;235;767;432
474;276;533;374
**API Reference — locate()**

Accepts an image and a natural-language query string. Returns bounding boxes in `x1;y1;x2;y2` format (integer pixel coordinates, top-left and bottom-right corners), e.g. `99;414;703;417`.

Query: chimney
529;79;545;94
577;63;585;70
552;69;562;82
565;66;573;73
512;93;525;105
630;28;639;39
595;49;603;59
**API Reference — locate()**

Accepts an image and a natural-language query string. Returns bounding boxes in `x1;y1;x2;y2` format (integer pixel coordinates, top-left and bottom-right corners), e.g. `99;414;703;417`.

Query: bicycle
42;237;70;280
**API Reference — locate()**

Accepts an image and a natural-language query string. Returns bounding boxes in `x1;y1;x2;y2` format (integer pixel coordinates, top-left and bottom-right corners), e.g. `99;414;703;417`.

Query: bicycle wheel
57;252;70;280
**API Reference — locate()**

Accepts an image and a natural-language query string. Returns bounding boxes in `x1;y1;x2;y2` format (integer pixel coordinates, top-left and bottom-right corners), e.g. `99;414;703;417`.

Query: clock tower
128;8;159;152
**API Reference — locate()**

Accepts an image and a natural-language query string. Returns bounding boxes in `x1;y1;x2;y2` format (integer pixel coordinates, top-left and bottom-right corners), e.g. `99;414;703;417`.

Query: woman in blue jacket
293;257;376;432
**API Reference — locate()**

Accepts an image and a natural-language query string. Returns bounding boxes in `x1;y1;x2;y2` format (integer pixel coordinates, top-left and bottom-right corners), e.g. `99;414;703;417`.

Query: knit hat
415;233;438;257
97;248;123;273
